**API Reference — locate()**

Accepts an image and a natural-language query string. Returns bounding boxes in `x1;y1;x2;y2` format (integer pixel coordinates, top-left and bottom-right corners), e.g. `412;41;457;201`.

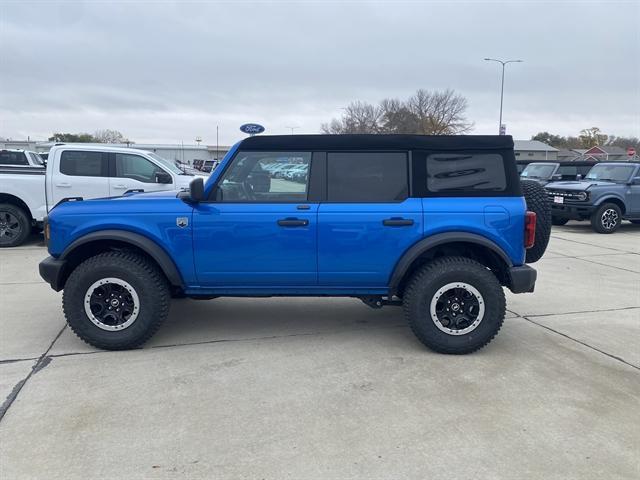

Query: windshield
147;152;183;175
521;164;557;179
586;164;635;182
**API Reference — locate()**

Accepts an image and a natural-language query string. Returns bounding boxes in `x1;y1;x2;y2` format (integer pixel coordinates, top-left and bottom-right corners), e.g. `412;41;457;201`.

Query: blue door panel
192;203;318;285
422;197;526;265
318;198;423;286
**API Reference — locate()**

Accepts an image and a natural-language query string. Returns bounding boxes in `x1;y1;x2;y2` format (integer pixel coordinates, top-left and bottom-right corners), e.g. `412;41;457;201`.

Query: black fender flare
388;232;513;296
60;229;184;287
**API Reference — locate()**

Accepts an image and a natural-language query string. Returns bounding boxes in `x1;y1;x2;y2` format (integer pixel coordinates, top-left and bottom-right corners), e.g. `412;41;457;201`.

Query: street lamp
285;126;299;135
484;58;523;135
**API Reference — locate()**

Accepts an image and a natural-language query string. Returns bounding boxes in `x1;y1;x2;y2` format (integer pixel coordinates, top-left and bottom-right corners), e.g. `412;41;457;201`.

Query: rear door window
426;152;507;194
327;152;408;202
60;151;108;176
0;151;28;166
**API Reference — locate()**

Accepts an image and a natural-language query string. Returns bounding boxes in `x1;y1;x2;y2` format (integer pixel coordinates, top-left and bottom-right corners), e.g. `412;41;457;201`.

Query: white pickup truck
0;144;207;247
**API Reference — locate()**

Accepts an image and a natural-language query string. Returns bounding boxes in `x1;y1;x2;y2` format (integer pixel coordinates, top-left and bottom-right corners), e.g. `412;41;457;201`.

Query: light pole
484;58;523;134
285;126;299;135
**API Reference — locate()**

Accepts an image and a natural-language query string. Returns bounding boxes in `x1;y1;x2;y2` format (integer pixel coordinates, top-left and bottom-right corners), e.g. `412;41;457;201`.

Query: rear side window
327;152;408;202
0;151;28;166
60;151;108;177
426;152;506;194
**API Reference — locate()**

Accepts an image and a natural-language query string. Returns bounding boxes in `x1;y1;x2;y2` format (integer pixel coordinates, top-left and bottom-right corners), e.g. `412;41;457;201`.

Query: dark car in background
520;161;597;186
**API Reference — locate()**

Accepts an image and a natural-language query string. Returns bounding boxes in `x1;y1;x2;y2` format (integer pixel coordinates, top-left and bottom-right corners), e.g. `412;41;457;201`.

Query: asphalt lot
1;222;639;479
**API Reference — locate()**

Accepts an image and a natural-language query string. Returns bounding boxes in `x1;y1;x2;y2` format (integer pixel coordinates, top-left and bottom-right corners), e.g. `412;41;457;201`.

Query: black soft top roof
239;134;514;151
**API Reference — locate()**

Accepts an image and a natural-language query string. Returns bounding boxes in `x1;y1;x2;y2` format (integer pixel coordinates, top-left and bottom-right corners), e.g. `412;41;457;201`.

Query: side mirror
189;177;204;202
630;176;640;185
576;174;583;180
551;174;562;181
155;171;172;184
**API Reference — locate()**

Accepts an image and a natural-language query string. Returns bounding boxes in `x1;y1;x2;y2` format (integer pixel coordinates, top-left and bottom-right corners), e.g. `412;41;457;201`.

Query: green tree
48;132;95;142
579;127;608;148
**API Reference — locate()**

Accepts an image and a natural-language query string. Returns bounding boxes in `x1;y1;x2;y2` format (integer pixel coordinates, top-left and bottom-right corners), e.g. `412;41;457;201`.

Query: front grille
546;190;585;202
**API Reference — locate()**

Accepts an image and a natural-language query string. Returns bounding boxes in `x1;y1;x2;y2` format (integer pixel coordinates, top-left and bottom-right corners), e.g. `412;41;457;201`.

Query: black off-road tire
0;203;30;248
63;251;170;350
552;216;569;226
590;203;622;234
521;180;551;263
403;257;506;354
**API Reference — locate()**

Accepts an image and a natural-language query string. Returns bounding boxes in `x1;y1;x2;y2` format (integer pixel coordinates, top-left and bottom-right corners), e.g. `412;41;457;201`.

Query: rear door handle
112;184;128;189
382;218;414;227
277;218;309;227
55;183;71;188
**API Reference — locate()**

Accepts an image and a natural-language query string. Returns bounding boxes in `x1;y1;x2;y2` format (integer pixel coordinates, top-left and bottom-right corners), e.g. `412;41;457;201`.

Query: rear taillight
524;211;536;249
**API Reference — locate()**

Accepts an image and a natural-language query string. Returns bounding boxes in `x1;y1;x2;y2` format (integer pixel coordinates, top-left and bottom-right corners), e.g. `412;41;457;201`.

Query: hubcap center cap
110;298;120;307
451;303;461;312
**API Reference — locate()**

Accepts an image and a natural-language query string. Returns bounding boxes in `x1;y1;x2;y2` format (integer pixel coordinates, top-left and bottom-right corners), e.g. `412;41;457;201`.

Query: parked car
0;145;206;247
0;148;45;167
546;162;640;232
39;135;551;354
520;161;596;185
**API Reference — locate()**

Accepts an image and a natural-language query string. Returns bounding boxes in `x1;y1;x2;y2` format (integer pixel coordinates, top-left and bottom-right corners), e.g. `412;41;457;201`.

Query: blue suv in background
547;162;640;232
39;135;549;354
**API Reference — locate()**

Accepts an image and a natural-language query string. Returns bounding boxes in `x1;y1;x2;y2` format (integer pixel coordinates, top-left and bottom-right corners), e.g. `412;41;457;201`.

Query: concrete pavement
1;222;639;479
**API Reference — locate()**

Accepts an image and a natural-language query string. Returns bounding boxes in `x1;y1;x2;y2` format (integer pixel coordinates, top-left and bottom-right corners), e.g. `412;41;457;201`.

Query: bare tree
322;89;472;135
379;98;419;134
93;129;126;143
321;101;382;134
406;89;473;135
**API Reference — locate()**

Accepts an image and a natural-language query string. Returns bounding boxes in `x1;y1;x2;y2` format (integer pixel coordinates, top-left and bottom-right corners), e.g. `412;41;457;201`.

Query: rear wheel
552;216;569;226
403;257;505;354
591;203;622;234
63;251;170;350
0;203;30;248
520;180;551;263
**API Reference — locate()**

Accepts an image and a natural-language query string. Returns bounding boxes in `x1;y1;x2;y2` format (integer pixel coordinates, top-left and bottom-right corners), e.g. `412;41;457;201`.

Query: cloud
1;0;638;144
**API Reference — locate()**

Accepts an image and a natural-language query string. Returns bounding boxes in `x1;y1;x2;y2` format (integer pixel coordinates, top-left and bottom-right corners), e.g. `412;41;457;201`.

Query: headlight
577;191;588;201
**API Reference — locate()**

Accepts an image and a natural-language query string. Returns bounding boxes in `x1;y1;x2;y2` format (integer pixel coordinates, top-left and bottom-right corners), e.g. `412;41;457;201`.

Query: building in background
513;140;559;161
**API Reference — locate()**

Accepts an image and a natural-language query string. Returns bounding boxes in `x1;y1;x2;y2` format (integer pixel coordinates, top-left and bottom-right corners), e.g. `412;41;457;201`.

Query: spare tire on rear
521;180;551;263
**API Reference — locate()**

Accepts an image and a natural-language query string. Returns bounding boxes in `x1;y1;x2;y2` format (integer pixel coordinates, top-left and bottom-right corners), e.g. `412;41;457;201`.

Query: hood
175;174;208;189
545;180;616;191
110;190;179;201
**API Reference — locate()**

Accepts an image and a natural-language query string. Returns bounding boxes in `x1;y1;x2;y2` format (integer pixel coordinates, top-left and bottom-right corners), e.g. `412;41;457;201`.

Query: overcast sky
1;0;639;146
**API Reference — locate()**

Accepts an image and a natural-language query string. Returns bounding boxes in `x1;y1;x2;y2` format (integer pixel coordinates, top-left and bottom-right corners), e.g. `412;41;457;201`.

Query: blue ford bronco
39;135;550;354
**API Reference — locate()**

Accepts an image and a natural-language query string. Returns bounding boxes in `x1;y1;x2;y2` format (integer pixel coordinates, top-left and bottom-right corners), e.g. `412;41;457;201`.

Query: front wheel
63;251;170;350
591;203;622;234
403;257;506;354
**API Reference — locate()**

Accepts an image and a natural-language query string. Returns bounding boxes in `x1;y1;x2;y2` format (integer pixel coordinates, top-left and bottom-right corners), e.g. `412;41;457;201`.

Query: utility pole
484;58;523;135
285;126;299;135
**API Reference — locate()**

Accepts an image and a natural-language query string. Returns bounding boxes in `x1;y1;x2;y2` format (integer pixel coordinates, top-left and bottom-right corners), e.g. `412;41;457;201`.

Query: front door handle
55;183;71;188
382;217;414;227
112;184;128;189
277;218;309;227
